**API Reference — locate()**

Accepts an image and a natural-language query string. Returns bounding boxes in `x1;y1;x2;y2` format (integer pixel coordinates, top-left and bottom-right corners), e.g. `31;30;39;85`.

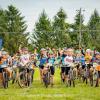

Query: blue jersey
74;57;81;63
12;60;18;65
81;56;85;65
40;57;47;65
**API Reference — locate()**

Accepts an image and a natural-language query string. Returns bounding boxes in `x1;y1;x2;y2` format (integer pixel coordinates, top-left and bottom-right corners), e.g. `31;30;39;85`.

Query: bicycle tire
2;70;8;89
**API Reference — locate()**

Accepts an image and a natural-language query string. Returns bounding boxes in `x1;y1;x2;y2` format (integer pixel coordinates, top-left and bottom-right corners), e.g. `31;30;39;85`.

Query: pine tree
0;5;28;54
88;9;100;50
52;8;71;48
32;10;52;49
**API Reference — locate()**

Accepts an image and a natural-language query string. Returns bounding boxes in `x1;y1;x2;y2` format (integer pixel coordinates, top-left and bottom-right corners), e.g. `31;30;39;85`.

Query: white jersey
64;56;73;67
20;54;30;66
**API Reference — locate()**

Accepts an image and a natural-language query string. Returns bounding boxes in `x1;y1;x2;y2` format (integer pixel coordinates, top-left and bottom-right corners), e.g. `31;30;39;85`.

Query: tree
88;9;100;39
70;8;90;48
52;8;71;48
0;5;28;54
32;10;52;49
88;9;100;51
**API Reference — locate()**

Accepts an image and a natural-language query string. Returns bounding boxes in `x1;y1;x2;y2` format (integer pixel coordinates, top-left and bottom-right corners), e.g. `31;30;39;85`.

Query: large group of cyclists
0;46;100;88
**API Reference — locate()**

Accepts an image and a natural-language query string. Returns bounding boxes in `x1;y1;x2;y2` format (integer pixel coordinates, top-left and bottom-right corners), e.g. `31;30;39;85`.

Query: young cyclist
0;51;12;79
60;49;66;82
81;54;86;69
95;52;100;87
85;49;92;68
47;50;55;86
39;48;48;82
64;48;74;84
74;51;81;69
19;47;30;67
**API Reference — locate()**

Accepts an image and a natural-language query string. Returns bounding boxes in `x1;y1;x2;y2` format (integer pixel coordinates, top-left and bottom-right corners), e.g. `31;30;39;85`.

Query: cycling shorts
39;65;44;69
50;66;55;75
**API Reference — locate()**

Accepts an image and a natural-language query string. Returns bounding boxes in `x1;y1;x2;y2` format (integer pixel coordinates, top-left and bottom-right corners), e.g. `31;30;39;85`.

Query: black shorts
0;68;3;73
39;65;44;69
82;65;85;69
50;66;55;75
61;67;65;73
98;71;100;78
86;64;91;69
76;64;80;69
65;67;70;75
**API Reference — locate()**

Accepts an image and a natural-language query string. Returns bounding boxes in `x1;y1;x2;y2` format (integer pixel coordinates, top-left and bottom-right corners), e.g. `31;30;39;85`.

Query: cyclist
0;51;12;80
39;48;48;82
95;52;100;87
19;47;30;67
64;48;74;85
29;54;37;82
85;49;92;68
60;49;66;83
74;50;81;69
47;50;55;86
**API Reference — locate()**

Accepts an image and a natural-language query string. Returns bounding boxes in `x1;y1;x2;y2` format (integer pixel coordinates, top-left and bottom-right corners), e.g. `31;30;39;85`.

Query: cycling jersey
20;54;30;66
64;56;73;67
85;54;92;64
40;57;47;66
81;56;85;65
74;56;81;63
96;65;100;71
48;57;55;65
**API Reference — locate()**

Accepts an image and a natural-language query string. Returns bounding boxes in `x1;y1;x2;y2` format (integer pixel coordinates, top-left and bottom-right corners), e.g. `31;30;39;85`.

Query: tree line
0;5;100;54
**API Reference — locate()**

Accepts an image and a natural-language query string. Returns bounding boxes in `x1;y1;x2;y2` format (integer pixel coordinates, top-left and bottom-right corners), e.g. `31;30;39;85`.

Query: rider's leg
0;68;3;83
4;68;12;79
73;67;77;79
61;67;65;82
39;65;44;83
31;69;34;82
97;71;100;87
65;67;70;85
50;66;55;86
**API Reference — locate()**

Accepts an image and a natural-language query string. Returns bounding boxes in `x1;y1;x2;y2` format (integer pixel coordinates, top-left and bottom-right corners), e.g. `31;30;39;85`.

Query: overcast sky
0;0;100;32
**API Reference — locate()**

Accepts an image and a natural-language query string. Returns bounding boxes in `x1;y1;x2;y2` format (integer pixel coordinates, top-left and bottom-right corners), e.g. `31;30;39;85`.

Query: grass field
0;68;100;100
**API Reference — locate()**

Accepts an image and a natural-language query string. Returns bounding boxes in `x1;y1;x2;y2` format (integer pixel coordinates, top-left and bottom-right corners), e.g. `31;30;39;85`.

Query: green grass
0;68;100;100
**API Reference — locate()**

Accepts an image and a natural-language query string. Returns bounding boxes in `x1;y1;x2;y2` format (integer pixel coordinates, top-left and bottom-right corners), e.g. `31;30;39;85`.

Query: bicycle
12;62;33;88
42;64;51;88
67;67;75;87
0;66;9;89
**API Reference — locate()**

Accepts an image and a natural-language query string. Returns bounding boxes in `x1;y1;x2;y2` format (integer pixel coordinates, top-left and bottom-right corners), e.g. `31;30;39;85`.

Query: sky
0;0;100;32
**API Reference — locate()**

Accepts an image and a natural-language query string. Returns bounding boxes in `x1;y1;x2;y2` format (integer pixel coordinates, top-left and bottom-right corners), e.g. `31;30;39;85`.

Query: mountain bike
43;65;51;88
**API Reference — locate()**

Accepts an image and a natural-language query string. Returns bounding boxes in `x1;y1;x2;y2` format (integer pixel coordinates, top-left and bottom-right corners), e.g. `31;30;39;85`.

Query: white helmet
86;49;91;53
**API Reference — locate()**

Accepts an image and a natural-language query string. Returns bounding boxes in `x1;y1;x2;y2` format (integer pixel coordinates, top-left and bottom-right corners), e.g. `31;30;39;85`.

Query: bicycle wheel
43;73;49;88
18;71;27;88
12;70;16;84
2;70;9;89
26;71;32;87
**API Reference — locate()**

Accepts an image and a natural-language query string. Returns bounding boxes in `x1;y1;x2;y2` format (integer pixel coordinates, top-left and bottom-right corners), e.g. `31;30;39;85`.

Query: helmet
2;51;7;55
95;52;100;55
22;47;28;51
86;49;91;53
40;48;46;51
